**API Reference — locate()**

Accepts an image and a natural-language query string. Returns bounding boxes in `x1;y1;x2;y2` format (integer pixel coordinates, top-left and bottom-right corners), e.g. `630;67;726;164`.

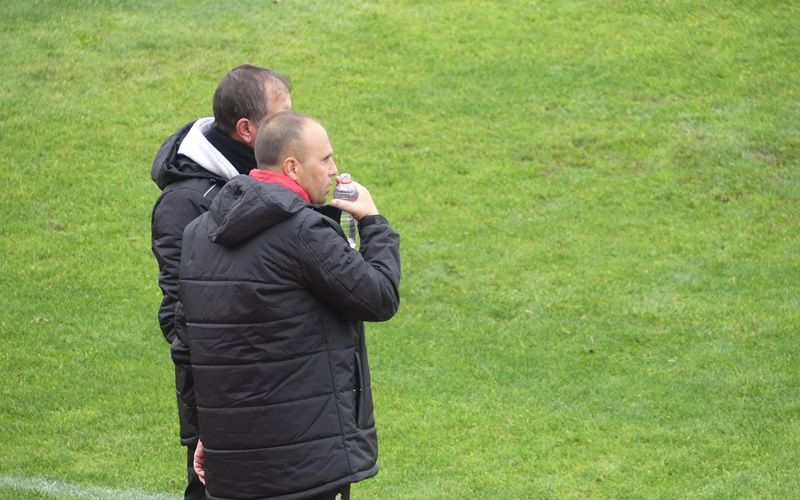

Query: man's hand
194;440;206;485
331;181;379;221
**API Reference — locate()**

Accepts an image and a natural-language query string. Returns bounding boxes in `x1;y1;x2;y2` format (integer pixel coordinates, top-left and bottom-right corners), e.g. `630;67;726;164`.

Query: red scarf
249;169;311;203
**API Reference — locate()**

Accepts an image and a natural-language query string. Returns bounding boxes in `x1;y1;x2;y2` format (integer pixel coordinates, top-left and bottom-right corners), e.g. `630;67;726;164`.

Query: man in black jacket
151;65;292;500
181;112;401;499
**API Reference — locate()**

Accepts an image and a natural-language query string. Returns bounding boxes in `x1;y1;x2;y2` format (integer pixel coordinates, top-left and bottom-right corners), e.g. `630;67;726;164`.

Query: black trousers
176;363;205;500
184;441;205;499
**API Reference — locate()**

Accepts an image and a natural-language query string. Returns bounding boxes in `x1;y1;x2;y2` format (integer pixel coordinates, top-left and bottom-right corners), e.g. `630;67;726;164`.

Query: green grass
1;1;798;498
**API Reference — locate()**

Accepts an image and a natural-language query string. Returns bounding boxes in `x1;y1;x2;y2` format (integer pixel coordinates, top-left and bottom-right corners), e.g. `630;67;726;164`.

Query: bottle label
334;188;358;201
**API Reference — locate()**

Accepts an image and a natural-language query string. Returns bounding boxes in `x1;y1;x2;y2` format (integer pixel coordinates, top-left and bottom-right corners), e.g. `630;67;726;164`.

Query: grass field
1;1;798;498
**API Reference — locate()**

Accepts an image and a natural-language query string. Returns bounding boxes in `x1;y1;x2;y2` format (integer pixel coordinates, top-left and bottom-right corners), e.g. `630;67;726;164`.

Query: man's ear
283;157;300;180
232;118;259;146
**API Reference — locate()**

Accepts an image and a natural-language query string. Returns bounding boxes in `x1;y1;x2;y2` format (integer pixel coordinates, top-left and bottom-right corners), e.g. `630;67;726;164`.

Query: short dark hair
212;64;292;134
255;111;316;169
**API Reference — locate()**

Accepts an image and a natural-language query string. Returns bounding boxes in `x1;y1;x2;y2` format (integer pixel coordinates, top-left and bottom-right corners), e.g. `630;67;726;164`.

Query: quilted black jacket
151;120;226;346
179;174;401;499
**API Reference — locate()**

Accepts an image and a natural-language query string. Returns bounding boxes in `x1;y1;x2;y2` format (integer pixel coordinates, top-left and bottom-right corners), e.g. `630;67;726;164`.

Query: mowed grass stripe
0;475;179;500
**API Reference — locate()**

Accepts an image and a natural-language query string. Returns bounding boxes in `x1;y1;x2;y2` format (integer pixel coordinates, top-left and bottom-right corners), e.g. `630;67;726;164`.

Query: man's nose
330;161;338;176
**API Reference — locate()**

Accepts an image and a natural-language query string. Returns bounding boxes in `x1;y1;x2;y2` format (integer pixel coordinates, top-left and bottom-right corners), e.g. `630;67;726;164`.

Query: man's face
294;121;338;204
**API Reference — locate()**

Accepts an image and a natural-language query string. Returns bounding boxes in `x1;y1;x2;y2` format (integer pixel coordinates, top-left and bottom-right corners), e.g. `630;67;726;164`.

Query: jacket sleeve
151;187;213;343
297;214;401;322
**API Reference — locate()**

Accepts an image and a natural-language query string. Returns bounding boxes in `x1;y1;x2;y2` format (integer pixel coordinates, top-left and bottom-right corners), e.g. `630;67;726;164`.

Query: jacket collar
248;169;311;203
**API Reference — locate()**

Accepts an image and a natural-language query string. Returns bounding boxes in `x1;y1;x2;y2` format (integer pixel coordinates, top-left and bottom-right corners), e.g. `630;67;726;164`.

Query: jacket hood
151;118;232;190
207;175;309;246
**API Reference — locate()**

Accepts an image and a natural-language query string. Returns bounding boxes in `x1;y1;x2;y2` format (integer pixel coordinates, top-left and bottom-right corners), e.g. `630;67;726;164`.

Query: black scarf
204;124;257;175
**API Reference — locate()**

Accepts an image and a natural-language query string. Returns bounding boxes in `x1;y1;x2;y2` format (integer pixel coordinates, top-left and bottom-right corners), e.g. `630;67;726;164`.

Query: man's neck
204;124;256;175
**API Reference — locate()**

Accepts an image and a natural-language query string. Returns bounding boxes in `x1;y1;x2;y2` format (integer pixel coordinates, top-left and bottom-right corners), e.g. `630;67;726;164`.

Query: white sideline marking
0;475;181;499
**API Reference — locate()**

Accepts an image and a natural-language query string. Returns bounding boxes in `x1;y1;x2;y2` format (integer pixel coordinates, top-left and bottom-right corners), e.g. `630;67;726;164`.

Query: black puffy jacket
179;174;401;499
151;120;226;346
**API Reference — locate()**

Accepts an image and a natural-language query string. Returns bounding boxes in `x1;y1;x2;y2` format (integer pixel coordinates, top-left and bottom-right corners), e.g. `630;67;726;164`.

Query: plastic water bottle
333;173;358;248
